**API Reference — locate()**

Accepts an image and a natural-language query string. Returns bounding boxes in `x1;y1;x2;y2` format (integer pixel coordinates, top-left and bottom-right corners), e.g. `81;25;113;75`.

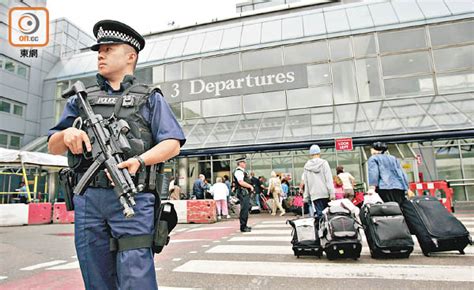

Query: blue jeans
312;198;329;220
74;188;157;290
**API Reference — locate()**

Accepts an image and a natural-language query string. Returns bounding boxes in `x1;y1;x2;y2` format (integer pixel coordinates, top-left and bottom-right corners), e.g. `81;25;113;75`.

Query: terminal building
0;0;473;203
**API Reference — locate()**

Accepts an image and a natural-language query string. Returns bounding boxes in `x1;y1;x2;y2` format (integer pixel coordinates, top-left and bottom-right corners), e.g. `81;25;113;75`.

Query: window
433;45;473;72
183;101;201;119
0;55;29;78
183;59;200;79
242;48;282;70
437;71;474;94
0;133;7;146
430;21;474;47
287;86;332;109
183;33;205;55
284;41;329;65
332;61;358;104
381;51;432;77
243;91;286;113
202;54;240;76
378;28;427;53
353;34;376;57
220;26;242;49
152;65;164;84
13;104;23;116
165;62;181;82
0;100;11;113
384;75;434;98
0;132;22;149
202;96;241;117
307;63;331;86
282;17;303;39
329;38;352;60
202;30;223;52
170;103;182;120
355;58;382;101
241;23;261;46
9;135;20;148
261;20;281;43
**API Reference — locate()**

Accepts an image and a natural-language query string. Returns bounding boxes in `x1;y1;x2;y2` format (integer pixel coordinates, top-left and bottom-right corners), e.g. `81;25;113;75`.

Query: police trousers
73;187;157;290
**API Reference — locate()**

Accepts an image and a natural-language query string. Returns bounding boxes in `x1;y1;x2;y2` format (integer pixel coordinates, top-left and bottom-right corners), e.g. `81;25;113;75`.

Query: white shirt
210;183;229;200
338;172;355;190
234;166;245;182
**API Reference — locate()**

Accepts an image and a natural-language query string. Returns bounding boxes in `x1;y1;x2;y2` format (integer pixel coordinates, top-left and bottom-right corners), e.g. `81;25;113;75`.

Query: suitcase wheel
459;249;465;255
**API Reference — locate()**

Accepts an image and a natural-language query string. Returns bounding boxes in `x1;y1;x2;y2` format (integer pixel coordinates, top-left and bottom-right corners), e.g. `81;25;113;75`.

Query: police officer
48;20;186;290
233;157;253;232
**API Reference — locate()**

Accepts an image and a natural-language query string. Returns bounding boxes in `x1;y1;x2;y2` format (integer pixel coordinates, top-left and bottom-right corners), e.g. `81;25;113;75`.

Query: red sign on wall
335;138;353;151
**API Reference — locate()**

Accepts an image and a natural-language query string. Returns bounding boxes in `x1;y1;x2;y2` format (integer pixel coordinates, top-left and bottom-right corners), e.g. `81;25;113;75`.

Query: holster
153;202;177;254
58;168;75;211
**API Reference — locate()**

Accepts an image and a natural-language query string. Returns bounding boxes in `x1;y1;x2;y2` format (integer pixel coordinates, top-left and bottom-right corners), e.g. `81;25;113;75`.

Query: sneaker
240;228;251;232
226;215;231;219
217;215;221;220
271;213;276;216
280;211;286;217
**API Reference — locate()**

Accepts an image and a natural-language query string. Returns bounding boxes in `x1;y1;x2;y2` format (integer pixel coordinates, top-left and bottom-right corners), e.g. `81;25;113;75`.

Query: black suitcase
361;202;414;259
319;206;362;260
287;217;323;258
401;196;472;257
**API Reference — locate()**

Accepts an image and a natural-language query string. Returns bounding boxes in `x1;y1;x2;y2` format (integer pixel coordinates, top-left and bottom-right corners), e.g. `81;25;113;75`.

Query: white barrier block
167;200;188;223
0;204;29;226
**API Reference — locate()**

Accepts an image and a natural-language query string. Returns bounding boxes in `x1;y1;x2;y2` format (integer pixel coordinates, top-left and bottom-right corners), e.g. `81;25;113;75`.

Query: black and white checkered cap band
97;26;141;50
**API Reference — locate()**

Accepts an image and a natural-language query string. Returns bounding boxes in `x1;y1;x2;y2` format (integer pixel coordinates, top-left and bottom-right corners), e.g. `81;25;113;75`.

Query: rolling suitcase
287;217;322;258
319;205;362;260
401;196;472;257
361;202;414;259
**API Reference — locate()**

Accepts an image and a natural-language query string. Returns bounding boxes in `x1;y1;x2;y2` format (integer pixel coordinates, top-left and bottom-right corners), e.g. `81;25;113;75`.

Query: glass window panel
17;65;27;78
250;158;272;180
221;26;242;49
437;70;474;94
336;104;357;135
368;2;399;26
148;39;171;61
152;65;164;84
353;34;376;57
282;17;303;39
430;21;474;47
165;36;187;58
243;91;286;113
287;86;332;109
165;62;181;82
202;96;241;117
9;136;20;148
307;63;331;86
378;28;427;53
205;115;240;148
417;96;470;129
0;134;7;146
183;101;201;119
202;30;223;52
241;23;261;46
257;112;286;143
381;51;432;77
384;75;434;98
346;6;373;30
461;145;474;179
435;146;465;200
272;156;293;179
185;119;218;148
0;100;11;113
329;38;352;60
284;110;311;141
391;0;424;22
13;104;23;116
417;0;451;18
433;45;474;72
183;59;200;79
324;9;350;33
202;54;240;76
135;67;152;84
261;20;281;43
229;114;262;145
332;61;358;104
170;103;182;120
355;58;382;101
183;33;204;55
4;60;15;73
242;48;282;70
363;103;404;134
311;107;337;137
284;41;328;65
388;99;437;131
303;13;326;36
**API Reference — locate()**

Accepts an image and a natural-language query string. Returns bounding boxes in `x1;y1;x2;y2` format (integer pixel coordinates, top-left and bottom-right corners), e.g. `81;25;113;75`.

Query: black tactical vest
69;83;159;171
233;167;251;190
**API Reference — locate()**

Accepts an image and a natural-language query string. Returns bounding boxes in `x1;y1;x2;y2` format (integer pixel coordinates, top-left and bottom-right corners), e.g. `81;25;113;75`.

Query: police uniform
48;20;185;290
233;157;252;232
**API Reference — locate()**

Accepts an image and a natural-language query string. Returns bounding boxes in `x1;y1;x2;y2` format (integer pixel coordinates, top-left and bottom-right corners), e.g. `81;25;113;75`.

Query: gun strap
109;234;153;252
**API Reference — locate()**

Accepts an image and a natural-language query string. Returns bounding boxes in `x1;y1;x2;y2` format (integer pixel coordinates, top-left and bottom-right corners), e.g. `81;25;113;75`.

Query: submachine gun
62;81;140;218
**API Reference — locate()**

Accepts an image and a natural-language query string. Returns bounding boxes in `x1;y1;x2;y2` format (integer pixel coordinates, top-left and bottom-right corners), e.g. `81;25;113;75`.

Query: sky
46;0;240;36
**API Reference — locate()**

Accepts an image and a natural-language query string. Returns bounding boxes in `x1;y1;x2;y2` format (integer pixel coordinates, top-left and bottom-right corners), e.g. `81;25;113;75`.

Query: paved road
0;213;473;289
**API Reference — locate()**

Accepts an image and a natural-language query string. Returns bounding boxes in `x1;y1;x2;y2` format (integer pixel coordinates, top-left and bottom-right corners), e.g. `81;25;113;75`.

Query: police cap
90;20;145;53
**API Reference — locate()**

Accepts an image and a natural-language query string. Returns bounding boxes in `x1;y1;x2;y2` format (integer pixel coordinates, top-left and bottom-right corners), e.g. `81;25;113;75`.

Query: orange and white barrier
168;199;217;224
